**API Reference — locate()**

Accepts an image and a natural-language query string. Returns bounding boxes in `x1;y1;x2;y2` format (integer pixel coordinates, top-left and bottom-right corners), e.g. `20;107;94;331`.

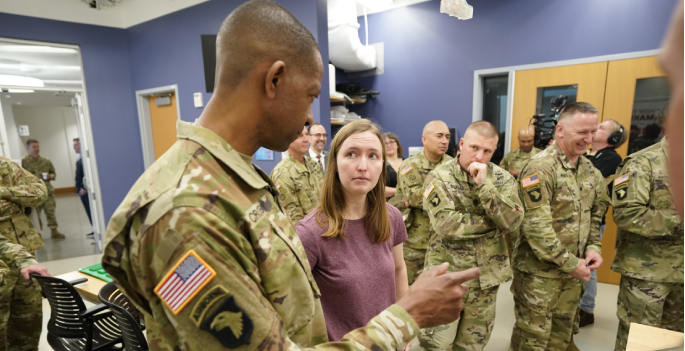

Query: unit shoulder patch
154;250;217;315
200;295;253;348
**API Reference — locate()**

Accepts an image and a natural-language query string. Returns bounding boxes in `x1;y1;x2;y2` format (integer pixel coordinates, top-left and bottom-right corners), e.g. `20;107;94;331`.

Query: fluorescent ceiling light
0;45;78;54
8;89;34;93
0;63;81;71
356;0;394;10
0;75;44;87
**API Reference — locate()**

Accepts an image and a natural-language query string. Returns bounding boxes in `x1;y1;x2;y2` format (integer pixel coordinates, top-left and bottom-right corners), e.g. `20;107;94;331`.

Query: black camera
531;95;567;149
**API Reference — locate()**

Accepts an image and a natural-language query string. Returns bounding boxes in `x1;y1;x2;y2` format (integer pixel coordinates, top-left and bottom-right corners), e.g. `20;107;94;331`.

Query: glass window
535;85;578;115
482;75;508;132
627;77;670;155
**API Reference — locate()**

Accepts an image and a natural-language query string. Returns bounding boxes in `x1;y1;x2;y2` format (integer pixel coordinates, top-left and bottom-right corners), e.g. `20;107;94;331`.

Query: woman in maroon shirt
296;119;409;341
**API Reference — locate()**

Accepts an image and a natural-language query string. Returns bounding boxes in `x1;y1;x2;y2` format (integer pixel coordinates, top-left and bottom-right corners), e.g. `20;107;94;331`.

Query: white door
72;93;105;252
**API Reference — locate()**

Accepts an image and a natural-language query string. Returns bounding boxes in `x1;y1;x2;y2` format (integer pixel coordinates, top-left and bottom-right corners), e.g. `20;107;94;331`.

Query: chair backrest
99;282;148;351
32;275;89;339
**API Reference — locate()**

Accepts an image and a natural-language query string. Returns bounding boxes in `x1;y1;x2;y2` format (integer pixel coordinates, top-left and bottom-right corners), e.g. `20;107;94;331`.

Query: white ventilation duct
328;0;377;72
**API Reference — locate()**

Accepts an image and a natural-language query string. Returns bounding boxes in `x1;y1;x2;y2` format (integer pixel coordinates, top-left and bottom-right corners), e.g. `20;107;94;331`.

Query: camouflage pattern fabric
420;285;499;351
102;120;419;351
402;246;425;285
270;153;324;225
614;276;683;351
509;272;583;351
499;147;541;180
21;155;58;230
513;141;608;277
393;152;452;284
0;156;46;351
611;138;684;282
610;139;684;351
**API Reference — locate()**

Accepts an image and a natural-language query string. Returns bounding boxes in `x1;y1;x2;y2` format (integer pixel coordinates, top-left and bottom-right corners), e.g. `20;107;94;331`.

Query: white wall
0;101;22;162
11;106;79;189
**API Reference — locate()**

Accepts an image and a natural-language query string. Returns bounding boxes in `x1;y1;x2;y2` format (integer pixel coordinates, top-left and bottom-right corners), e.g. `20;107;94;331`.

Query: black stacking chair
30;274;123;351
98;282;148;351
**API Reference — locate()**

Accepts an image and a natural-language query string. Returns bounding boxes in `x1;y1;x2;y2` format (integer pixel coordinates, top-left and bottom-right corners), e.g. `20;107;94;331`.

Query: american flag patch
522;174;540;188
423;183;435;199
155;250;216;315
614;172;630;186
400;164;413;175
275;181;281;190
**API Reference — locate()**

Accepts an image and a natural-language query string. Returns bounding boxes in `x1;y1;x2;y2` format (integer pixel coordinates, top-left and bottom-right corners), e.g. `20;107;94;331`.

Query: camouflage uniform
0;156;47;351
610;138;684;351
393;152;452;284
270;153;324;225
510;142;609;351
21;155;58;230
102;121;419;351
499;147;541;180
420;158;523;351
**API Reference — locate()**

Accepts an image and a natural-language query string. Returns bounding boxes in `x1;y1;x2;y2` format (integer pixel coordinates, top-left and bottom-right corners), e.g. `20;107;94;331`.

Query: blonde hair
316;119;390;243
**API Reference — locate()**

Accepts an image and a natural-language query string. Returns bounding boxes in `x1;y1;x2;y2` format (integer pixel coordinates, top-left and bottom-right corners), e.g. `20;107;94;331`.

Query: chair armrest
80;303;109;317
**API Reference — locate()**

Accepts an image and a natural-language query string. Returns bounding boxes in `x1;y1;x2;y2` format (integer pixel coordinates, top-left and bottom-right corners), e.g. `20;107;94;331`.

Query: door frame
135;85;181;169
472;49;661;154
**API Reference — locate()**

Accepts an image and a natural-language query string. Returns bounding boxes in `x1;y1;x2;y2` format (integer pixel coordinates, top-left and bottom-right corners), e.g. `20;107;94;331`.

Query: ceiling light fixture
0;45;78;54
0;75;44;87
8;89;35;93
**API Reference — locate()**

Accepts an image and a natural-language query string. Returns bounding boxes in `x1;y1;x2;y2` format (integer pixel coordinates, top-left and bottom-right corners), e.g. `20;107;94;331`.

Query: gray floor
34;193;98;262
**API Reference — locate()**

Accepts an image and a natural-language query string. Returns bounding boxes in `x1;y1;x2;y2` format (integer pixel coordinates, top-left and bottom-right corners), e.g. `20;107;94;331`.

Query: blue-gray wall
345;0;677;153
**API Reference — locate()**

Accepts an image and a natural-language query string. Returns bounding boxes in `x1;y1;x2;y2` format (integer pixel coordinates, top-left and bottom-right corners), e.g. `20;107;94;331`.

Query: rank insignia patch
200;296;253;348
154;250;217;315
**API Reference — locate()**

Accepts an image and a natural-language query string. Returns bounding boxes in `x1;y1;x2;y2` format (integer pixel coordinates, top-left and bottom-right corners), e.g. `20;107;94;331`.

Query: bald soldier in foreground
421;121;523;351
392;121;453;284
499;127;540;179
102;2;479;351
510;102;610;351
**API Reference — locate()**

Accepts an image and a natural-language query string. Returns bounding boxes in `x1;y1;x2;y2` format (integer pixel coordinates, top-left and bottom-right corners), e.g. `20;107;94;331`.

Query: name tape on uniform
400;164;413;175
155;249;217;315
522;174;540;188
614;172;629;186
423;183;435;199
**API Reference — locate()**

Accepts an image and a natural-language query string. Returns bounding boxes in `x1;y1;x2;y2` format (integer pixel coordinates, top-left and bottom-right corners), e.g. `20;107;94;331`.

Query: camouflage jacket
0;156;47;253
611;138;683;283
513;142;609;278
102;120;418;351
422;158;523;288
393;152;453;250
499;147;541;179
21;155;55;194
270;153;324;225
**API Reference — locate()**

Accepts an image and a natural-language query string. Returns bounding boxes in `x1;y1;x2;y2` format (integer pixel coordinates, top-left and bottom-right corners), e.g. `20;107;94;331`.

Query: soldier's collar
660;137;669;159
452;157;469;182
178;120;268;190
550;142;576;170
286;153;310;174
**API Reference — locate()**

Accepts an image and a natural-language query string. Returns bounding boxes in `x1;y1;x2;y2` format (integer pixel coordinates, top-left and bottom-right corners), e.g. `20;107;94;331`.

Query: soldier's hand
20;264;50;281
402;198;411;208
511;169;521;177
396;262;481;328
467;162;488;185
584;250;603;270
570;259;591;282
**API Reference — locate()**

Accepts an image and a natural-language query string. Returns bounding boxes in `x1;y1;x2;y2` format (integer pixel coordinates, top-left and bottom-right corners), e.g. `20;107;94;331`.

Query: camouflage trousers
614;276;684;351
510;271;582;351
0;263;42;351
403;246;426;285
36;193;58;230
419;285;499;351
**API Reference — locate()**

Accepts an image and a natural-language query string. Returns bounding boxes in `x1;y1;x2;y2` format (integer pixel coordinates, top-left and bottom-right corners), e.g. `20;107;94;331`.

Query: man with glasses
308;123;329;171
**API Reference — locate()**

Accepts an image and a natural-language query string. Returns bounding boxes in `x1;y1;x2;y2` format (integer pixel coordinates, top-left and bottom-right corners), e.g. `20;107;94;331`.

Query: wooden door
596;56;666;284
149;94;178;159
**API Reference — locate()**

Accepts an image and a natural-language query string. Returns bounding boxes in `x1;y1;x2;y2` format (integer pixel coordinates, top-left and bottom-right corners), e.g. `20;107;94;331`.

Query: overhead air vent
82;0;123;10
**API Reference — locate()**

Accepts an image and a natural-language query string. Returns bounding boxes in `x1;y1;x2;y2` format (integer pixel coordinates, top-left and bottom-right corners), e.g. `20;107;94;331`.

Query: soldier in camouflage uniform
270;126;324;225
499;127;540;180
510;103;610;351
0;155;50;351
21;139;65;239
420;121;524;351
611;137;683;351
102;2;479;350
393;120;453;284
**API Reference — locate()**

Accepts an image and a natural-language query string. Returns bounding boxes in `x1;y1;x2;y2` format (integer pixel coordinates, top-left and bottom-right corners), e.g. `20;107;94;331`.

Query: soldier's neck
29;153;39;158
423;150;442;163
591;140;610;152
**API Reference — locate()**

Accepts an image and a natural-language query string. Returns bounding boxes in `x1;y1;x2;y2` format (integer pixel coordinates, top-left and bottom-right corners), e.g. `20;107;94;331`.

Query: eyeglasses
384;140;397;145
310;133;327;138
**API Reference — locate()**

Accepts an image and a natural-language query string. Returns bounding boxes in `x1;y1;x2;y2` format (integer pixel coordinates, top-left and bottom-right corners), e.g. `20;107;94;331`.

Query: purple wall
345;0;677;153
0;13;141;223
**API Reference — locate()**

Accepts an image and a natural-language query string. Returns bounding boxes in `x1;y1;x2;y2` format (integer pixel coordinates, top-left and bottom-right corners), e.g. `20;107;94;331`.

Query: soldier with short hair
271;126;324;225
499;127;540;179
393;120;453;284
510;102;610;351
21;139;65;239
611;137;683;351
420;121;523;351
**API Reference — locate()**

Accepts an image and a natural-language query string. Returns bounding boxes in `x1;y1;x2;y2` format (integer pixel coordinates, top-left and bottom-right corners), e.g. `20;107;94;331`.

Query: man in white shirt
308;122;329;171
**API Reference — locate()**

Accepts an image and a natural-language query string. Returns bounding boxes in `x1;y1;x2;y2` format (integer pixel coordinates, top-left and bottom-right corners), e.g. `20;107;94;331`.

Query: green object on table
78;263;113;283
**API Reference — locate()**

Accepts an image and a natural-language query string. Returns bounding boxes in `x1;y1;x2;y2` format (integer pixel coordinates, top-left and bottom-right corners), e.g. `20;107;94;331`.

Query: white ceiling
355;0;431;16
1;90;75;107
0;40;84;89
